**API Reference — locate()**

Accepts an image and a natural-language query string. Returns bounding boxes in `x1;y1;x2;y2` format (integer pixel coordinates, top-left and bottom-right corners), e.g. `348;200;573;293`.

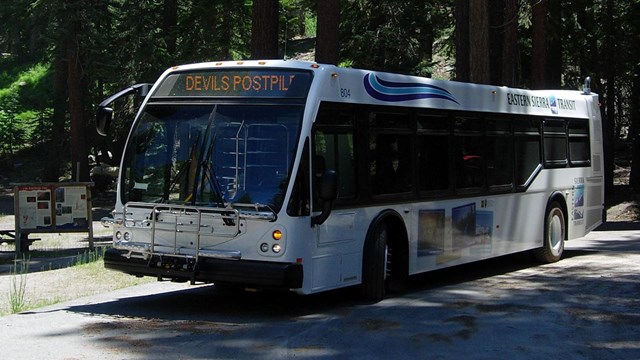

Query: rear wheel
534;202;565;263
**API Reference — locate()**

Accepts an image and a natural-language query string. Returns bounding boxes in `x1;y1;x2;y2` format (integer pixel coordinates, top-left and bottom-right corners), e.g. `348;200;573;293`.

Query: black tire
361;222;388;301
534;202;565;263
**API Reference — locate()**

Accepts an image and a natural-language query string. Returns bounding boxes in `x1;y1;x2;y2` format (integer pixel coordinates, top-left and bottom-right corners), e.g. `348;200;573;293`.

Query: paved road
1;223;639;359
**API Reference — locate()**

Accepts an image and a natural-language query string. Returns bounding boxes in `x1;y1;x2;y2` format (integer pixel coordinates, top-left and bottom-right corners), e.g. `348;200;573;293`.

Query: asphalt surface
1;222;639;360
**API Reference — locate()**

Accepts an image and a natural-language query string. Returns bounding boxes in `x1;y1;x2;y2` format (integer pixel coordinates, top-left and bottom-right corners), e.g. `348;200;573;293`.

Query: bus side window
417;114;450;193
486;136;513;188
418;134;449;191
543;119;568;167
455;137;484;190
453;117;484;190
314;132;356;201
568;119;590;166
312;102;357;209
371;133;412;195
514;118;541;187
486;118;513;190
287;139;310;217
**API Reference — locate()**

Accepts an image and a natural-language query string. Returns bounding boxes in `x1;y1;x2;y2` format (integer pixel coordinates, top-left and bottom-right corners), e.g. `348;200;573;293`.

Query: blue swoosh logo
364;73;459;104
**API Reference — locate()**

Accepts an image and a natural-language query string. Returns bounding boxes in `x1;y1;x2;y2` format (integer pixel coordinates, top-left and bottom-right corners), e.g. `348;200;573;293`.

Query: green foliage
340;1;452;76
281;0;315;41
0;0;638;183
0;61;53;155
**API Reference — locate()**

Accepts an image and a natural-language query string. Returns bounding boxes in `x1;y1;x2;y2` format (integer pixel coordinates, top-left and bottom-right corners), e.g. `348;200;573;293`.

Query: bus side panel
409;192;547;275
310;210;363;293
584;95;605;233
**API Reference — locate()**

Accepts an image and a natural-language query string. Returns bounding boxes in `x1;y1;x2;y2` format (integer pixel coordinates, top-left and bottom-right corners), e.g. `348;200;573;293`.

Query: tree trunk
502;0;518;87
604;0;616;199
469;0;490;84
219;0;233;60
44;10;69;182
67;17;89;182
489;0;504;86
421;17;434;78
251;0;279;59
455;0;470;82
315;0;340;65
630;69;640;190
547;0;562;88
531;0;548;89
628;2;640;190
163;0;177;57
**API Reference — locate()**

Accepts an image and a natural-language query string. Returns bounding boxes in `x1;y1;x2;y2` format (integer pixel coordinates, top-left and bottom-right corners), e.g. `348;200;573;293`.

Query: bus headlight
258;226;286;256
115;231;122;240
123;232;131;241
272;244;282;253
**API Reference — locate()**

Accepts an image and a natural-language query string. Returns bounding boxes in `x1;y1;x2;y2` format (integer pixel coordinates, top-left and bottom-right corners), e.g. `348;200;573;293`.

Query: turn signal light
272;230;283;240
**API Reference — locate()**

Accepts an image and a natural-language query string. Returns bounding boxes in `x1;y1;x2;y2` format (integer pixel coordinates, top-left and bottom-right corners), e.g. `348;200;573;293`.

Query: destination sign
153;69;312;98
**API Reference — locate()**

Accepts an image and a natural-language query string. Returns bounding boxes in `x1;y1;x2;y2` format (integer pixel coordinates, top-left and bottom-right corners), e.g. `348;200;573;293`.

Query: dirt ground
607;165;640;221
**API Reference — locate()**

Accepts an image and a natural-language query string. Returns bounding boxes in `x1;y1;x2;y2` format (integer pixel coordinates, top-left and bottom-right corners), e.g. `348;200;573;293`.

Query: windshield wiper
161;132;201;203
200;134;226;209
191;105;228;211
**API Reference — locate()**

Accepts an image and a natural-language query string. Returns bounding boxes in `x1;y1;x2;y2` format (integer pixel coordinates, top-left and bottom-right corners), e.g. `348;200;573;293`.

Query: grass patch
8;255;29;313
1;257;155;316
74;247;107;266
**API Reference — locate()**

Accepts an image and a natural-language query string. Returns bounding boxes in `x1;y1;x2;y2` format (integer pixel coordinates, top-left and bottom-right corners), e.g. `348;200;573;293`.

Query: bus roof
158;60;597;119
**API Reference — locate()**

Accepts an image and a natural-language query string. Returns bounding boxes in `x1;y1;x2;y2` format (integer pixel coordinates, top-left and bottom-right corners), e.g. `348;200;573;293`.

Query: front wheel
361;222;388;301
534;202;565;263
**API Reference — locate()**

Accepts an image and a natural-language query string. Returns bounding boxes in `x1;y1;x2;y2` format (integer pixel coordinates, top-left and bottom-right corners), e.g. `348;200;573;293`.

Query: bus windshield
121;103;304;211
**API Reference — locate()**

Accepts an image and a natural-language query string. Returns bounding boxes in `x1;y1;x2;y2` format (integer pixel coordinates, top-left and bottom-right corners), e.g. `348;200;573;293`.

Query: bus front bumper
104;248;303;289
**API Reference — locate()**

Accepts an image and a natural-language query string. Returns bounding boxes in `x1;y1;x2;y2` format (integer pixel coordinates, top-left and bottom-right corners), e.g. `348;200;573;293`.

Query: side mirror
96;107;113;136
95;83;152;137
312;170;338;226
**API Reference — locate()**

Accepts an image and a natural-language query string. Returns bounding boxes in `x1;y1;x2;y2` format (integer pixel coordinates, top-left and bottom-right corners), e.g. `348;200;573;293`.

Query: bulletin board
12;182;94;253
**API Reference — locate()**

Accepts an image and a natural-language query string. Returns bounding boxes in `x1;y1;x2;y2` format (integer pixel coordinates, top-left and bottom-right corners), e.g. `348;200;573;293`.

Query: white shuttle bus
97;60;604;300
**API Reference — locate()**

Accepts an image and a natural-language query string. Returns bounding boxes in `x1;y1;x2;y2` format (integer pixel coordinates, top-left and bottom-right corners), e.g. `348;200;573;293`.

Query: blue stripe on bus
364;73;459;104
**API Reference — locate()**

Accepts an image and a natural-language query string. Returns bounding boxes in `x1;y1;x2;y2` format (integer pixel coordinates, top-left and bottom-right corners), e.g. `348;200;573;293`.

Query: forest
0;0;639;200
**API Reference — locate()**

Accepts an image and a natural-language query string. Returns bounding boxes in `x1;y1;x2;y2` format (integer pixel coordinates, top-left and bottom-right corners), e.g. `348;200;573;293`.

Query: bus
96;60;604;301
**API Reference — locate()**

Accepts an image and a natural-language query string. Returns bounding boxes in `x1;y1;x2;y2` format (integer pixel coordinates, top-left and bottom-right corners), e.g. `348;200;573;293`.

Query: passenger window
313;102;357;208
515;136;541;186
418;134;450;191
455;135;484;189
543;119;568;167
487;136;513;189
568;120;590;166
370;133;413;195
514;117;541;187
287;139;310;216
314;131;356;203
417;114;449;192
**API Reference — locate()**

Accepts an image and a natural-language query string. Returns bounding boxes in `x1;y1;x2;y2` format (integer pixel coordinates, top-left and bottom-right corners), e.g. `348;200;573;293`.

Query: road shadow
59;225;640;323
596;221;640;231
59;251;543;322
57;282;363;323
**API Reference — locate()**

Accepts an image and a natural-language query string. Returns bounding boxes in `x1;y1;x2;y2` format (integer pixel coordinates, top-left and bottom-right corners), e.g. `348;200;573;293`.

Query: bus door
310;127;360;291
